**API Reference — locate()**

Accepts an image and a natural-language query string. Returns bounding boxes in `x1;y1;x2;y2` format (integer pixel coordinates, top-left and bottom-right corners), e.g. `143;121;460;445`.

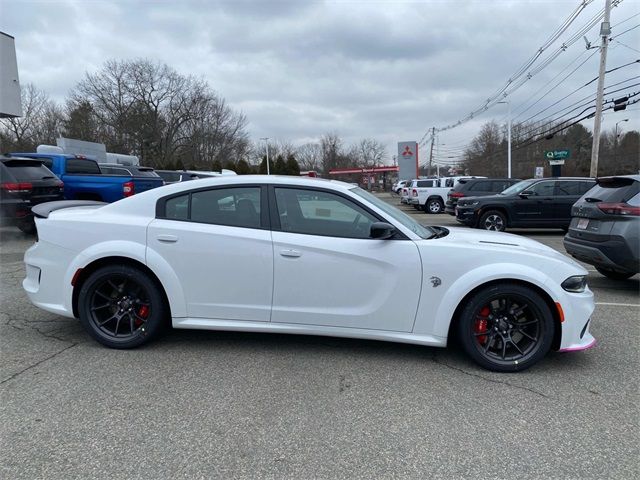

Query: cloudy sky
2;0;639;165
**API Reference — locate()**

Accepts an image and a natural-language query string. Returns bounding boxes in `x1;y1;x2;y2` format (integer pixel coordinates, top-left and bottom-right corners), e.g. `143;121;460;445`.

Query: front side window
528;181;555;196
274;188;377;239
161;187;261;229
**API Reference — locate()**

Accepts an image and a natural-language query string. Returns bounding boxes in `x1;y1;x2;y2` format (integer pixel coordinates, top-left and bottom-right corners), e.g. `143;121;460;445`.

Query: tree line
459;120;638;178
0;58;389;177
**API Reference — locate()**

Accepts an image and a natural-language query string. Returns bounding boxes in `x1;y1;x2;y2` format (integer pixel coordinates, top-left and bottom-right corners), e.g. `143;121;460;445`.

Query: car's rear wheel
78;265;167;348
479;210;507;231
457;284;554;372
595;267;635;280
425;198;443;214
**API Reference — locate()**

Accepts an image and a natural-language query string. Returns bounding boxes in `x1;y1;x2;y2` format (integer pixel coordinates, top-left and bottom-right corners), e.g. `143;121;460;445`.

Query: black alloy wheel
479;210;507;232
78;265;166;348
457;284;554;372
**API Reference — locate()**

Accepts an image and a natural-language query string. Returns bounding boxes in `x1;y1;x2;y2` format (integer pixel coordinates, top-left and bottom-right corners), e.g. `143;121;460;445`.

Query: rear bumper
0;199;32;224
445;201;456;215
564;235;639;273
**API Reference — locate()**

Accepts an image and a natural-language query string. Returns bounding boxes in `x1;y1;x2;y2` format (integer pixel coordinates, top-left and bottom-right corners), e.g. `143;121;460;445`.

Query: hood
436;227;587;272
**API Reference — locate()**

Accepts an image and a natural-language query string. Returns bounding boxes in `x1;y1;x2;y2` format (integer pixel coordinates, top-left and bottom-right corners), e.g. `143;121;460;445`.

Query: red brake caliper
136;305;149;326
474;306;491;344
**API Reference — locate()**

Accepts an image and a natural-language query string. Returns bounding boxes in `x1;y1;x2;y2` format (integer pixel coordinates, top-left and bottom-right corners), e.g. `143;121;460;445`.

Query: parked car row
1;152;237;234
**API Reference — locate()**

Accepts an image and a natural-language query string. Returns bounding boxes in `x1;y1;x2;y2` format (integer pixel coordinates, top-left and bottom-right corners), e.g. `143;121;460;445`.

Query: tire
595;267;635;280
479;210;507;232
424;198;444;214
17;218;36;234
456;284;554;372
78;265;167;348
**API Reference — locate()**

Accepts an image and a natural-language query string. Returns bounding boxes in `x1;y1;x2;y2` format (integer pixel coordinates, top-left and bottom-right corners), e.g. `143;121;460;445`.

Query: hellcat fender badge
430;276;441;287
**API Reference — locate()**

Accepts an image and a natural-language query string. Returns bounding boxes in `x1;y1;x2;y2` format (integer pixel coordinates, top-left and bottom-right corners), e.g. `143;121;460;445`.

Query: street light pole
260;137;270;175
614;118;629;165
498;99;512;178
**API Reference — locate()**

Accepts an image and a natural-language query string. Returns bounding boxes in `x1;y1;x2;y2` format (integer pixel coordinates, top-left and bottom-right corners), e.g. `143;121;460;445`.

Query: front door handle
280;249;301;258
157;234;178;243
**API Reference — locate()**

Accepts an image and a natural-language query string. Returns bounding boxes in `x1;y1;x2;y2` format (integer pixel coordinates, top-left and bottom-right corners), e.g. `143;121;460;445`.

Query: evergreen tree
285;154;300;176
274;155;286;174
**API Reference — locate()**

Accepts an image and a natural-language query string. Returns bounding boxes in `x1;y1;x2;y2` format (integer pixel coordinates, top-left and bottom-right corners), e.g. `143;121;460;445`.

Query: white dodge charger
23;176;596;371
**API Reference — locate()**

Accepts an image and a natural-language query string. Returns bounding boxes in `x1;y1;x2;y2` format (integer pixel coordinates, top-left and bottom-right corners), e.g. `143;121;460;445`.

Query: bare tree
296;142;322;171
350;138;387;168
0;84;62;151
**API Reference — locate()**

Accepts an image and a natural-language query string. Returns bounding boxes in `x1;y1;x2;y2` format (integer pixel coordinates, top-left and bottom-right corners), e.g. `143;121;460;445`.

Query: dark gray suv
564;175;639;280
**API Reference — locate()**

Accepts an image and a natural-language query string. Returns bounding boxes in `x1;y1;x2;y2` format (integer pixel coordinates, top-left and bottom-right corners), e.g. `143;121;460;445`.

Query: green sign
544;149;570;160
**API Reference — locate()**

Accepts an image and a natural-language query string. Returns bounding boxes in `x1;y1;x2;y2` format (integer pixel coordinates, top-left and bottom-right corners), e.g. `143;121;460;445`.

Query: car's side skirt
173;317;448;347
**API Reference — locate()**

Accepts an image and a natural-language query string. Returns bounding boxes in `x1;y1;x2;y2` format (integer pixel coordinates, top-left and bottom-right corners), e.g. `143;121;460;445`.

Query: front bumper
455;206;479;226
553;285;596;352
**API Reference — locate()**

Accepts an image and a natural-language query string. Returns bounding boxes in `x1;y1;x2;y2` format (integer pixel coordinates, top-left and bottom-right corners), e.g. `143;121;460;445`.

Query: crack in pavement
430;356;551;399
0;342;79;386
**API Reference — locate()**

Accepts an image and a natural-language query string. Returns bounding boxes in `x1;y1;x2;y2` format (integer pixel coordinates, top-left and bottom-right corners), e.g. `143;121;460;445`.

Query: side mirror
370;222;396;240
519;190;534;198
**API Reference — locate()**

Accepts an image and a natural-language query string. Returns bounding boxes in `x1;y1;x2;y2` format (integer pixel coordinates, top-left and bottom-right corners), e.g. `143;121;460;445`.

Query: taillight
597;202;640;216
123;181;135;197
1;182;33;193
412;189;418;197
450;192;465;198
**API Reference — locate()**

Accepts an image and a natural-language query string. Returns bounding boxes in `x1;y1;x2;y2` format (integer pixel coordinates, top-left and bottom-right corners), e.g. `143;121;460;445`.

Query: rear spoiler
32;200;107;219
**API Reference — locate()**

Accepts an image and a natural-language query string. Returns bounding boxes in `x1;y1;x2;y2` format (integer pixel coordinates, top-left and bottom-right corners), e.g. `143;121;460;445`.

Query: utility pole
428;127;436;177
589;0;612;178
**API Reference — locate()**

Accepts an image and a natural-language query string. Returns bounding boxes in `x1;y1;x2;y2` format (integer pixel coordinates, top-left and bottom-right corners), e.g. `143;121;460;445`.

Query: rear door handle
157;234;178;243
280;249;301;258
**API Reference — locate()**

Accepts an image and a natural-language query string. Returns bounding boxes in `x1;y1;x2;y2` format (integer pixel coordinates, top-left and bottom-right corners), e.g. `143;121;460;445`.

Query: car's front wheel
595;267;636;280
78;265;167;348
479;210;507;231
456;284;554;372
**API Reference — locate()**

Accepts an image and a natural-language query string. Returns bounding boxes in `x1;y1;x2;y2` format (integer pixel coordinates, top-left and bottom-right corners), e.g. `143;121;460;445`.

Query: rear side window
467;181;490;192
491;180;515;192
100;166;129;175
416;180;434;187
66;159;101;174
2;160;56;181
160;187;262;229
130;168;160;177
555;181;583;196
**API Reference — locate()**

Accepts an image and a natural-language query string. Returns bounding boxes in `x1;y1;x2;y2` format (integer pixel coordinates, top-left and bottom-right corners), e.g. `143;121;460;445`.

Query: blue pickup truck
13;153;163;202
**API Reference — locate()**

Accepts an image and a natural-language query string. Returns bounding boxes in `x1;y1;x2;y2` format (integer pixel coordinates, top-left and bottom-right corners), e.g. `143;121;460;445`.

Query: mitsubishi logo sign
397;141;418;181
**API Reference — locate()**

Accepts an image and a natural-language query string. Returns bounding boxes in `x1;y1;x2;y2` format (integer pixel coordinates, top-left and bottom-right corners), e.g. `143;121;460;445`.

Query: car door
270;186;422;332
147;185;273;322
512;180;556;225
554;180;595;224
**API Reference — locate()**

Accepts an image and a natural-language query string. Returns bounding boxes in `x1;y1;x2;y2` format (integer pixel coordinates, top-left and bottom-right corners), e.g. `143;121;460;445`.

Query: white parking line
595;302;640;307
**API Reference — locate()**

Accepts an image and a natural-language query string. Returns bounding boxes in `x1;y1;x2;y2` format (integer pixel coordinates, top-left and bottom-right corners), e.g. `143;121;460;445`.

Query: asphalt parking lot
1;192;638;479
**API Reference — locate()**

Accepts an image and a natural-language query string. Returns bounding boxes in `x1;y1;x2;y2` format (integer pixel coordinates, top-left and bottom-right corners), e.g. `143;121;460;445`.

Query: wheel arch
446;278;562;351
478;206;510;226
72;256;171;320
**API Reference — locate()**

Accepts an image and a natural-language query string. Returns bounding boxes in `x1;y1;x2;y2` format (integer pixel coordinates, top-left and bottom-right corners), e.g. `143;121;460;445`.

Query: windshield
500;179;536;196
350;187;434;239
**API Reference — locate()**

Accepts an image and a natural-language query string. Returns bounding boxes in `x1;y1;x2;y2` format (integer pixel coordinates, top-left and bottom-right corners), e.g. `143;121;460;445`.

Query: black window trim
156;184;270;231
267;184;409;240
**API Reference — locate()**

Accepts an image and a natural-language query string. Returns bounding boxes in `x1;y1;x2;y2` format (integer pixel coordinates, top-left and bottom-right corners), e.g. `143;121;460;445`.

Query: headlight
459;200;479;207
561;275;587;293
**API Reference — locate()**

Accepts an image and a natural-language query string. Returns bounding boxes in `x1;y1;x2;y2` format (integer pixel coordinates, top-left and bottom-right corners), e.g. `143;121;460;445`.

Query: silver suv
564;175;640;280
